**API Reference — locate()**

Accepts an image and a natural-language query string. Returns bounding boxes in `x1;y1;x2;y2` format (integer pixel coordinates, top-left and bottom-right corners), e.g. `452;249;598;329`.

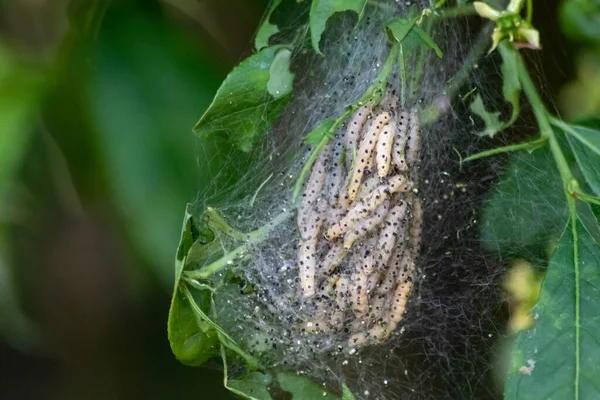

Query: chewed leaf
385;16;418;44
228;372;273;400
255;0;283;51
305;117;337;146
470;42;521;137
194;45;293;152
175;206;196;279
469;94;504;137
310;0;368;55
267;48;295;99
505;217;600;399
499;42;521;126
277;372;339;399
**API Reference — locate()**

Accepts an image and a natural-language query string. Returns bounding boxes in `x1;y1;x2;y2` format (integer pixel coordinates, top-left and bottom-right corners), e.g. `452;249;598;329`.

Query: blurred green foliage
0;0;266;398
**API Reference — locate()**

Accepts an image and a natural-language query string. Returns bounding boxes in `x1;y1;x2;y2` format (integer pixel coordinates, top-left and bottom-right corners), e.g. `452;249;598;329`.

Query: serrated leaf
228;372;273;400
470;94;504;137
277;372;339;399
310;0;368;55
480;148;568;261
470;42;521;137
267;48;294;99
305;117;337;146
505;215;600;399
194;45;293;152
255;0;283;51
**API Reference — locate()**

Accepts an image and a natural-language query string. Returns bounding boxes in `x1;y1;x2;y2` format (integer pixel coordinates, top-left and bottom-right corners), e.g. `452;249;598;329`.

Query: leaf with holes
505;213;600;399
310;0;368;55
470;94;504;138
194;45;294;152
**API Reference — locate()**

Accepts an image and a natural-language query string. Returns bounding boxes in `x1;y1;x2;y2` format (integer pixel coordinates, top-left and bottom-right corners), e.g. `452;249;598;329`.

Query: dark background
0;0;597;399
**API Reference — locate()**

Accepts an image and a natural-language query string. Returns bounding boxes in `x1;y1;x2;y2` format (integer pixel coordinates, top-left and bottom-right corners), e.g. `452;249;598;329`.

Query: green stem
206;207;248;241
576;192;600;206
518;44;581;398
462;137;547;163
399;44;407;107
433;3;477;18
185;211;291;280
567;195;581;400
516;55;574;187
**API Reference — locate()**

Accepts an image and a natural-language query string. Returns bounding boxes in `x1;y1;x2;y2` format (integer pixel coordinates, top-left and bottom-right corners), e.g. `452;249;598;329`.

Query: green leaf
168;209;219;365
277;372;339;399
413;25;443;58
168;284;219;366
554;119;600;197
505;214;600;399
310;0;368;55
385;17;442;57
194;45;293;152
480;148;568;261
469;94;504;137
385;16;418;43
341;384;356;400
255;0;283;50
228;372;273;400
305;117;337;146
470;42;521;137
267;48;294;99
576;201;600;247
559;121;600;158
569;135;600;197
498;41;521;126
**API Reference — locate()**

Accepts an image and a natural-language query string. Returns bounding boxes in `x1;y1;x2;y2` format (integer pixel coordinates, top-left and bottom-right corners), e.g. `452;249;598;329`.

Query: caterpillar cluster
296;91;423;348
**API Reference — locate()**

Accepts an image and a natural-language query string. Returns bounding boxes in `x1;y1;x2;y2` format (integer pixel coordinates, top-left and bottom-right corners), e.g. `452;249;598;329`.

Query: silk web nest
191;1;515;398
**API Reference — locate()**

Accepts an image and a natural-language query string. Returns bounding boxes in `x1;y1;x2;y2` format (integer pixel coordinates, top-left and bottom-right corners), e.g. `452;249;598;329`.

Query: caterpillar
296;92;423;347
